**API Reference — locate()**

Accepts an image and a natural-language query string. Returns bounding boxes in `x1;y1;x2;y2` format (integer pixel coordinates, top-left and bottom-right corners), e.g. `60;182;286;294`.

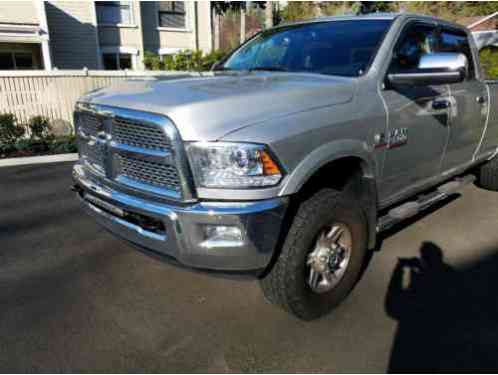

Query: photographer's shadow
385;241;498;372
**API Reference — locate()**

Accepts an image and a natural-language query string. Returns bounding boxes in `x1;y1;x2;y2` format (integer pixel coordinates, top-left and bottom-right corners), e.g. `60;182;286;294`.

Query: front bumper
73;163;288;272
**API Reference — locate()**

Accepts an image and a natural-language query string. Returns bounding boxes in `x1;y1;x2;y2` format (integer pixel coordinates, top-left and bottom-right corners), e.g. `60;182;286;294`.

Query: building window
102;53;133;70
96;1;133;25
0;51;35;70
158;1;186;29
0;53;14;69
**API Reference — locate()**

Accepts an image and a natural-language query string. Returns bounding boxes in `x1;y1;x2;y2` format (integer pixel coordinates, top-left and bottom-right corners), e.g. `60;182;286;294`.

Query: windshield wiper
249;66;288;72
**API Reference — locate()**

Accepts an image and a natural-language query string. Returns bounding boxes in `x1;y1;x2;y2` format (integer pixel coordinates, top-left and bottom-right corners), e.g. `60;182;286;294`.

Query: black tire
260;188;368;321
477;156;498;191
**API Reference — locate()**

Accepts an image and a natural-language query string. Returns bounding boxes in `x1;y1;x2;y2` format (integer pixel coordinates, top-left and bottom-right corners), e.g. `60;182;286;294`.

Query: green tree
353;1;397;14
402;2;498;22
281;1;397;21
281;2;317;22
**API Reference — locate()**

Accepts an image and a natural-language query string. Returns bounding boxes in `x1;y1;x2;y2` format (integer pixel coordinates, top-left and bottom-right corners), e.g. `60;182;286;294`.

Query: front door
379;22;450;200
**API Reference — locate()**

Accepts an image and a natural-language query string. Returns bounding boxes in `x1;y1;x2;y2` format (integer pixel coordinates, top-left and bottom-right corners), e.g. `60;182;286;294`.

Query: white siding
197;1;212;53
0;1;39;25
141;1;209;55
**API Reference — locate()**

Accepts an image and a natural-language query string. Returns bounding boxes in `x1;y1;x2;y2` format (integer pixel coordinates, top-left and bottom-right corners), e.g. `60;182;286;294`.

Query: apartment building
0;1;212;70
0;1;51;69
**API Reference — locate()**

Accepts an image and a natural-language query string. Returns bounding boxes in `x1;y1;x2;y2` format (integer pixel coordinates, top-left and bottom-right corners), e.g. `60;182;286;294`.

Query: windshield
222;20;392;77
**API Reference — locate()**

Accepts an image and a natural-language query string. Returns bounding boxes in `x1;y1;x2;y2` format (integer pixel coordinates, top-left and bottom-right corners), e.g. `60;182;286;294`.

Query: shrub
14;138;34;152
171;50;193;71
143;49;227;72
28;115;51;139
480;46;498;80
143;51;164;71
201;50;227;71
0;113;77;158
49;135;77;154
0;113;25;146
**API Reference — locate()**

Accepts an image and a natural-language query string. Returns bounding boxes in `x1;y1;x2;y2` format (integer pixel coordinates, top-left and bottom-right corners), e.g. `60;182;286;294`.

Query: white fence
0;69;192;134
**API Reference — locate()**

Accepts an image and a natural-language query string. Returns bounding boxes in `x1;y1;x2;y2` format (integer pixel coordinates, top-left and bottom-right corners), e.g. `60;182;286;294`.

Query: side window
389;23;437;73
437;29;475;79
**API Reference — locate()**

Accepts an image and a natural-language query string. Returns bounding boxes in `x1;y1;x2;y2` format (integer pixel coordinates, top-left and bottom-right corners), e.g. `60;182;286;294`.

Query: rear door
379;22;450;199
438;27;488;171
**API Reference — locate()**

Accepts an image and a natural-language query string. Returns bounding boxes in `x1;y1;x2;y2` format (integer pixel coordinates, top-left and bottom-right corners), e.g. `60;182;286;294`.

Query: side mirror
387;52;468;86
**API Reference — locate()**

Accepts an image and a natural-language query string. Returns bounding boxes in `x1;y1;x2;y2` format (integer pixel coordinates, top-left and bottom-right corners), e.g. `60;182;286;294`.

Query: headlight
186;142;283;188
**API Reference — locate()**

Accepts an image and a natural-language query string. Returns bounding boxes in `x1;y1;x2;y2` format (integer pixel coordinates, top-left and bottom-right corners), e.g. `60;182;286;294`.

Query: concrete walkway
0;153;78;167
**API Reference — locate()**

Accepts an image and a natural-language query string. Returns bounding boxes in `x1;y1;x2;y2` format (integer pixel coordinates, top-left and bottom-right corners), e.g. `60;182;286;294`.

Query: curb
0;153;78;168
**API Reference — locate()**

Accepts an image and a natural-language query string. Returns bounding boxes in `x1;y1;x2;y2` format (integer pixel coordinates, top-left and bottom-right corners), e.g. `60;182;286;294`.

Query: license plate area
83;192;166;235
84;192;124;218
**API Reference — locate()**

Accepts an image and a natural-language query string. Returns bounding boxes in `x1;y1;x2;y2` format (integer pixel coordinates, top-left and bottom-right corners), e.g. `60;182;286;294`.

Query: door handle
432;99;450;110
476;96;487;104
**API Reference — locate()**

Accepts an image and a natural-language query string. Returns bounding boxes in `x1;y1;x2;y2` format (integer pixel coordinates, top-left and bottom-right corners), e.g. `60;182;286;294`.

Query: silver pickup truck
73;13;498;320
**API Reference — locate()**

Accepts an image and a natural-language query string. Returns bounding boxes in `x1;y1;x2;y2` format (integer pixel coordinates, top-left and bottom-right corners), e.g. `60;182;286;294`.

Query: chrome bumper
73;163;288;272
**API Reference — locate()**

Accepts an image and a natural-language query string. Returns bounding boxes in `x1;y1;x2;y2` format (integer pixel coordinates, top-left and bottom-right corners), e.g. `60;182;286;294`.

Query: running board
377;175;475;232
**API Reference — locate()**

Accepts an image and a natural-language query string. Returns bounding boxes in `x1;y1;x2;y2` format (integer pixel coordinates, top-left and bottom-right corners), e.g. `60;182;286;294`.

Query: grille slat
117;155;181;191
112;117;172;152
80;141;105;174
79;112;103;136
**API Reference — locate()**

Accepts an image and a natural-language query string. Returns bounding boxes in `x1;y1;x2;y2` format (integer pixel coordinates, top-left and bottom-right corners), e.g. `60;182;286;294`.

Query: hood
80;72;356;141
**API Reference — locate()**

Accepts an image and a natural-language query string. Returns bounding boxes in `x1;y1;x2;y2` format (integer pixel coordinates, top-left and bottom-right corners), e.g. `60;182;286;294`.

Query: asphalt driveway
2;162;498;372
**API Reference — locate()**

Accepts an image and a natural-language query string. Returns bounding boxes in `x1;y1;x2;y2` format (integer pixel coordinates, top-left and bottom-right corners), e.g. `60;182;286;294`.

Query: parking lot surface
2;162;498;372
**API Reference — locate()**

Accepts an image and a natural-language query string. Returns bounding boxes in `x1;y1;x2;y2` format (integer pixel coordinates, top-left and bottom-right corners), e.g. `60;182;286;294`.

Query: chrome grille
80;141;105;174
76;104;188;200
112;117;171;152
117;154;181;191
79;112;102;136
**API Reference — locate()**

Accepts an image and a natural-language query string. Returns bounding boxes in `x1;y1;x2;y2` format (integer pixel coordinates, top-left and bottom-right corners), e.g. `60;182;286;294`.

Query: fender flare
278;139;377;196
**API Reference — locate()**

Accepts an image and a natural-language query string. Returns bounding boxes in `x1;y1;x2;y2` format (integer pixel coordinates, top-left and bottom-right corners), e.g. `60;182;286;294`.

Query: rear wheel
260;189;368;320
477;156;498;191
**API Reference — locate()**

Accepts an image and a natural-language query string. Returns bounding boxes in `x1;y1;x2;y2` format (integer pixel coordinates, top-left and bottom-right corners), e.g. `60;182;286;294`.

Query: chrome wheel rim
306;223;352;294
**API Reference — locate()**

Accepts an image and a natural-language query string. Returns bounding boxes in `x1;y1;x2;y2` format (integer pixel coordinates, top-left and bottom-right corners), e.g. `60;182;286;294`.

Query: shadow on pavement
385;241;498;372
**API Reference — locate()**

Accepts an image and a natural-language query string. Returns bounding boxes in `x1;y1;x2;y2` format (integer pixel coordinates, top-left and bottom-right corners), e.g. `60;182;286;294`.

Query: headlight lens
186;142;283;188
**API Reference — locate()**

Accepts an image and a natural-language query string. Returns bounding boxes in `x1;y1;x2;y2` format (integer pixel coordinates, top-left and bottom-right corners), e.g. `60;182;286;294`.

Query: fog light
201;225;243;248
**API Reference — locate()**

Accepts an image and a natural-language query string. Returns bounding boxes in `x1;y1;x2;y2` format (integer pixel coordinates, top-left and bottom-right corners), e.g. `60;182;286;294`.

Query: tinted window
438;29;475;78
223;20;392;77
389;23;438;73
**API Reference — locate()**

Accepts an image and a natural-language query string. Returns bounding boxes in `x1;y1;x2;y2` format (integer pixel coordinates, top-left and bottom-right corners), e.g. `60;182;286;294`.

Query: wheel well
294;157;378;249
261;157;378;277
297;157;369;197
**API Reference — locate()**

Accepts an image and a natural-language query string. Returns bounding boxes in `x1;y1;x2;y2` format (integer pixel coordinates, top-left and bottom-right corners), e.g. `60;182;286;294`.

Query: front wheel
260;189;368;320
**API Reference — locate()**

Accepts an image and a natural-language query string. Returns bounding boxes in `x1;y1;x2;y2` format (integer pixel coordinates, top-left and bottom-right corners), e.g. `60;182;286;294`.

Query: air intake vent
112;117;172;152
117;154;181;192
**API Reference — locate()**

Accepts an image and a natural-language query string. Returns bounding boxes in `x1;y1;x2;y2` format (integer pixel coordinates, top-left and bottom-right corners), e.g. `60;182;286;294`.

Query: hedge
143;49;226;71
0;113;76;158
